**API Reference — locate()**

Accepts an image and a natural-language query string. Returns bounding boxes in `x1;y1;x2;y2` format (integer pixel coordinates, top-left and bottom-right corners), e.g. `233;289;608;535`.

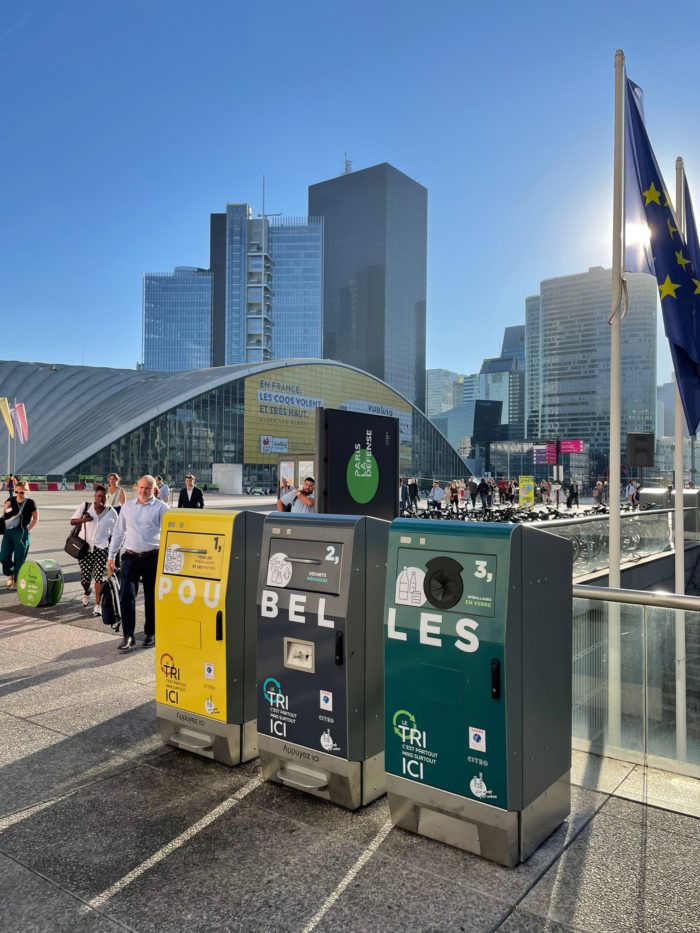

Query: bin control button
284;637;315;673
423;557;464;610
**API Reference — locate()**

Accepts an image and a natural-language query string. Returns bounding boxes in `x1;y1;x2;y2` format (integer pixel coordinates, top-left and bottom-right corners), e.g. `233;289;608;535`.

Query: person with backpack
276;476;315;513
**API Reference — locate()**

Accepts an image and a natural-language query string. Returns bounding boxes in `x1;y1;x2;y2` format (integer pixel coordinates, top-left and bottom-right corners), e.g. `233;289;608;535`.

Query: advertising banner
260;435;288;454
518;475;535;508
244;366;413;465
560;439;583;453
0;398;14;438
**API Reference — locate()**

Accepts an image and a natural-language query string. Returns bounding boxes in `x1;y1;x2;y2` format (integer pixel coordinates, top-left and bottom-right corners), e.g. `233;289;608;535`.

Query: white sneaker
81;594;90;607
92;605;102;617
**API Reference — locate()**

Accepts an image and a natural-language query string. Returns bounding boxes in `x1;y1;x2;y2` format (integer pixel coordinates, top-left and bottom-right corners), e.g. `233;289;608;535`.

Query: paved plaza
0;493;698;932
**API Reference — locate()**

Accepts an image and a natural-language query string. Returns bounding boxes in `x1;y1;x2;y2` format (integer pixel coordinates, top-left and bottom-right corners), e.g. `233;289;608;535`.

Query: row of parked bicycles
399;501;642;523
398;500;669;567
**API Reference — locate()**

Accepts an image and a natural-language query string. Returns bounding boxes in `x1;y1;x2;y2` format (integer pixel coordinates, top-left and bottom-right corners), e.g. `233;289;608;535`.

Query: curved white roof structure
0;358;444;476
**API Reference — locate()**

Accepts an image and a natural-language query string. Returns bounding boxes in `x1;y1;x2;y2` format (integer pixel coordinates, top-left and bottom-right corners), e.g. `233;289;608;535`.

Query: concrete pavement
0;494;698;931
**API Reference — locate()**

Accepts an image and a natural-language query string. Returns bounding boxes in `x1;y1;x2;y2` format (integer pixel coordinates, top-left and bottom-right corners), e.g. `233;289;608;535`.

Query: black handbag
65;503;90;560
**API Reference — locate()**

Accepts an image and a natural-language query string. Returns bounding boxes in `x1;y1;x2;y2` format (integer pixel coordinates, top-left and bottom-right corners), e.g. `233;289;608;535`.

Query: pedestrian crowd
0;469;652;654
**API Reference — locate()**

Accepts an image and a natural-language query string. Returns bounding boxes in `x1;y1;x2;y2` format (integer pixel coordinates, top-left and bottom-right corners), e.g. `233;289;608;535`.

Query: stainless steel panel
156;702;257;767
258;733;364;809
519;770;571;861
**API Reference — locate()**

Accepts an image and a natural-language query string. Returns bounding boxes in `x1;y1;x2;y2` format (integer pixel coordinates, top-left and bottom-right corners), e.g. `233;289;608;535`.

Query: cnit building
1;359;466;489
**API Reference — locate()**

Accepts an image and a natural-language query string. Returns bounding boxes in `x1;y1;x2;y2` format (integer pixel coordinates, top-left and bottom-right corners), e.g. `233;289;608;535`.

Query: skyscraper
309;163;427;410
210;204;323;366
479;325;525;439
426;368;460;417
142;267;212;372
144;204;322;371
525;266;657;464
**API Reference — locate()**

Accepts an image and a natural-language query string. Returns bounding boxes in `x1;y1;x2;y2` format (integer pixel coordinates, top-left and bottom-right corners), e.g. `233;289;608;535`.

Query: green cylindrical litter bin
16;560;64;607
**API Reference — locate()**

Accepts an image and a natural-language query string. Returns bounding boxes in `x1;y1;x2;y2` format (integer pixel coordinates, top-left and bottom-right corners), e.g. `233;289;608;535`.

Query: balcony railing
536;508;689;578
572;584;699;777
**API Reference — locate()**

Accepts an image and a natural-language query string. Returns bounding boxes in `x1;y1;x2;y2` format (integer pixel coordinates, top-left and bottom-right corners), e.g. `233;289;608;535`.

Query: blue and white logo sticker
469;726;486;752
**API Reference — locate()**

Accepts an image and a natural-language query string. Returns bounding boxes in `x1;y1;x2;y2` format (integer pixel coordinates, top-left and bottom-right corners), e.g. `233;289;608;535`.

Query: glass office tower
269;217;323;359
525;266;657;465
210;205;323;366
426;369;460;417
309;163;427;411
142;267;212;372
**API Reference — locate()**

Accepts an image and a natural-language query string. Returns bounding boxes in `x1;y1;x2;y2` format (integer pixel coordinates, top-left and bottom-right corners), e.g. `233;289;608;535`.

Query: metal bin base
386;770;570;866
157;703;257;766
258;734;385;809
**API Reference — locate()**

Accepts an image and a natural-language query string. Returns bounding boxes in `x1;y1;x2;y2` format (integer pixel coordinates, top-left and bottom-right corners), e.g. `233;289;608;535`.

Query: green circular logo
392;709;417;738
346;450;379;504
16;560;63;608
17;562;47;607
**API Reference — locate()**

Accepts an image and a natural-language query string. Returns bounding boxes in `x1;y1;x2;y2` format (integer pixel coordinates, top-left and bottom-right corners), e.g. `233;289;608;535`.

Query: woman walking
106;473;126;513
70;484;117;615
1;481;39;588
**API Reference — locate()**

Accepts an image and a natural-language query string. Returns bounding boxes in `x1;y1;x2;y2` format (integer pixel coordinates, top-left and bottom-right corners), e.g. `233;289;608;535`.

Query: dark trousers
0;527;30;577
119;550;158;640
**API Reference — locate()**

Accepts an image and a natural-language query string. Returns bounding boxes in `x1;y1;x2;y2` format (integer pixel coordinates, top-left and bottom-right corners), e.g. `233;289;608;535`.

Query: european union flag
626;77;700;435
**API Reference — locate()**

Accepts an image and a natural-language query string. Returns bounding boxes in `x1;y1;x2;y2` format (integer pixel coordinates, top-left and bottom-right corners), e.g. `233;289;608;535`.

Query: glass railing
537;509;678;578
572;585;700;777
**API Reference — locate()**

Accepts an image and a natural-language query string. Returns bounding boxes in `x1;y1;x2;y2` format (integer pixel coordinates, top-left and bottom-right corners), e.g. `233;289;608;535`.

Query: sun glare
625;222;651;248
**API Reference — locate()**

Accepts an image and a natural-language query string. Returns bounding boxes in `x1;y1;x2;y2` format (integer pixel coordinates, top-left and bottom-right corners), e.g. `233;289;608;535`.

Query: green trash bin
384;520;573;866
16;560;64;607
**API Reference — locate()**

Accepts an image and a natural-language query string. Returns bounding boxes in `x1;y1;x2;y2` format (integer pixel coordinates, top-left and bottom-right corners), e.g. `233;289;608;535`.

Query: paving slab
373;786;606;906
0;757;262;900
570;749;636;794
517;805;699;933
0;612;116;662
242;777;393;848
613;763;700;817
27;693;164;761
139;747;260;791
0;665;153;719
312;850;510;933
103;802;494;933
0;644;41;676
497;910;589;932
600;794;700;840
0;714;136;817
0;852;123;932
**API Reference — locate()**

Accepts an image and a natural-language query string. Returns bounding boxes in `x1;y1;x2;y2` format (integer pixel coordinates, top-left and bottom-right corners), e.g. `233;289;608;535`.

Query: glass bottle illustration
398;566;409;601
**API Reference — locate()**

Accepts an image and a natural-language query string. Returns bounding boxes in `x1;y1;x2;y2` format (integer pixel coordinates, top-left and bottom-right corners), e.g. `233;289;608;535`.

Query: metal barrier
572;584;699;777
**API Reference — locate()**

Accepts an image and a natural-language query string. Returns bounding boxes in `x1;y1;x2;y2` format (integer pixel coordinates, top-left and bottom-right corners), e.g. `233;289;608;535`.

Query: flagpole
674;156;688;760
674;158;686;595
608;49;625;748
12;398;17;477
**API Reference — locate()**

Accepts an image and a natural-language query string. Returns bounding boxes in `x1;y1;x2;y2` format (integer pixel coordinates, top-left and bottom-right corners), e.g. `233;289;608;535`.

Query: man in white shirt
107;475;168;651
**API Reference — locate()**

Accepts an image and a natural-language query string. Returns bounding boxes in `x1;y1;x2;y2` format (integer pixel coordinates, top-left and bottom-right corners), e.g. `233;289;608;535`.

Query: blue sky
3;0;699;383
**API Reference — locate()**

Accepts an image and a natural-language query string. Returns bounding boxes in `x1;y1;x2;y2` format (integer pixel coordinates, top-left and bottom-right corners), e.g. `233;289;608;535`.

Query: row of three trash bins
155;508;573;867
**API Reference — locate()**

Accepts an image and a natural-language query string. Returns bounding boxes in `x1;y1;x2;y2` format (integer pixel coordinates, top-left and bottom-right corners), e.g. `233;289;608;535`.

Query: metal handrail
573;583;700;611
